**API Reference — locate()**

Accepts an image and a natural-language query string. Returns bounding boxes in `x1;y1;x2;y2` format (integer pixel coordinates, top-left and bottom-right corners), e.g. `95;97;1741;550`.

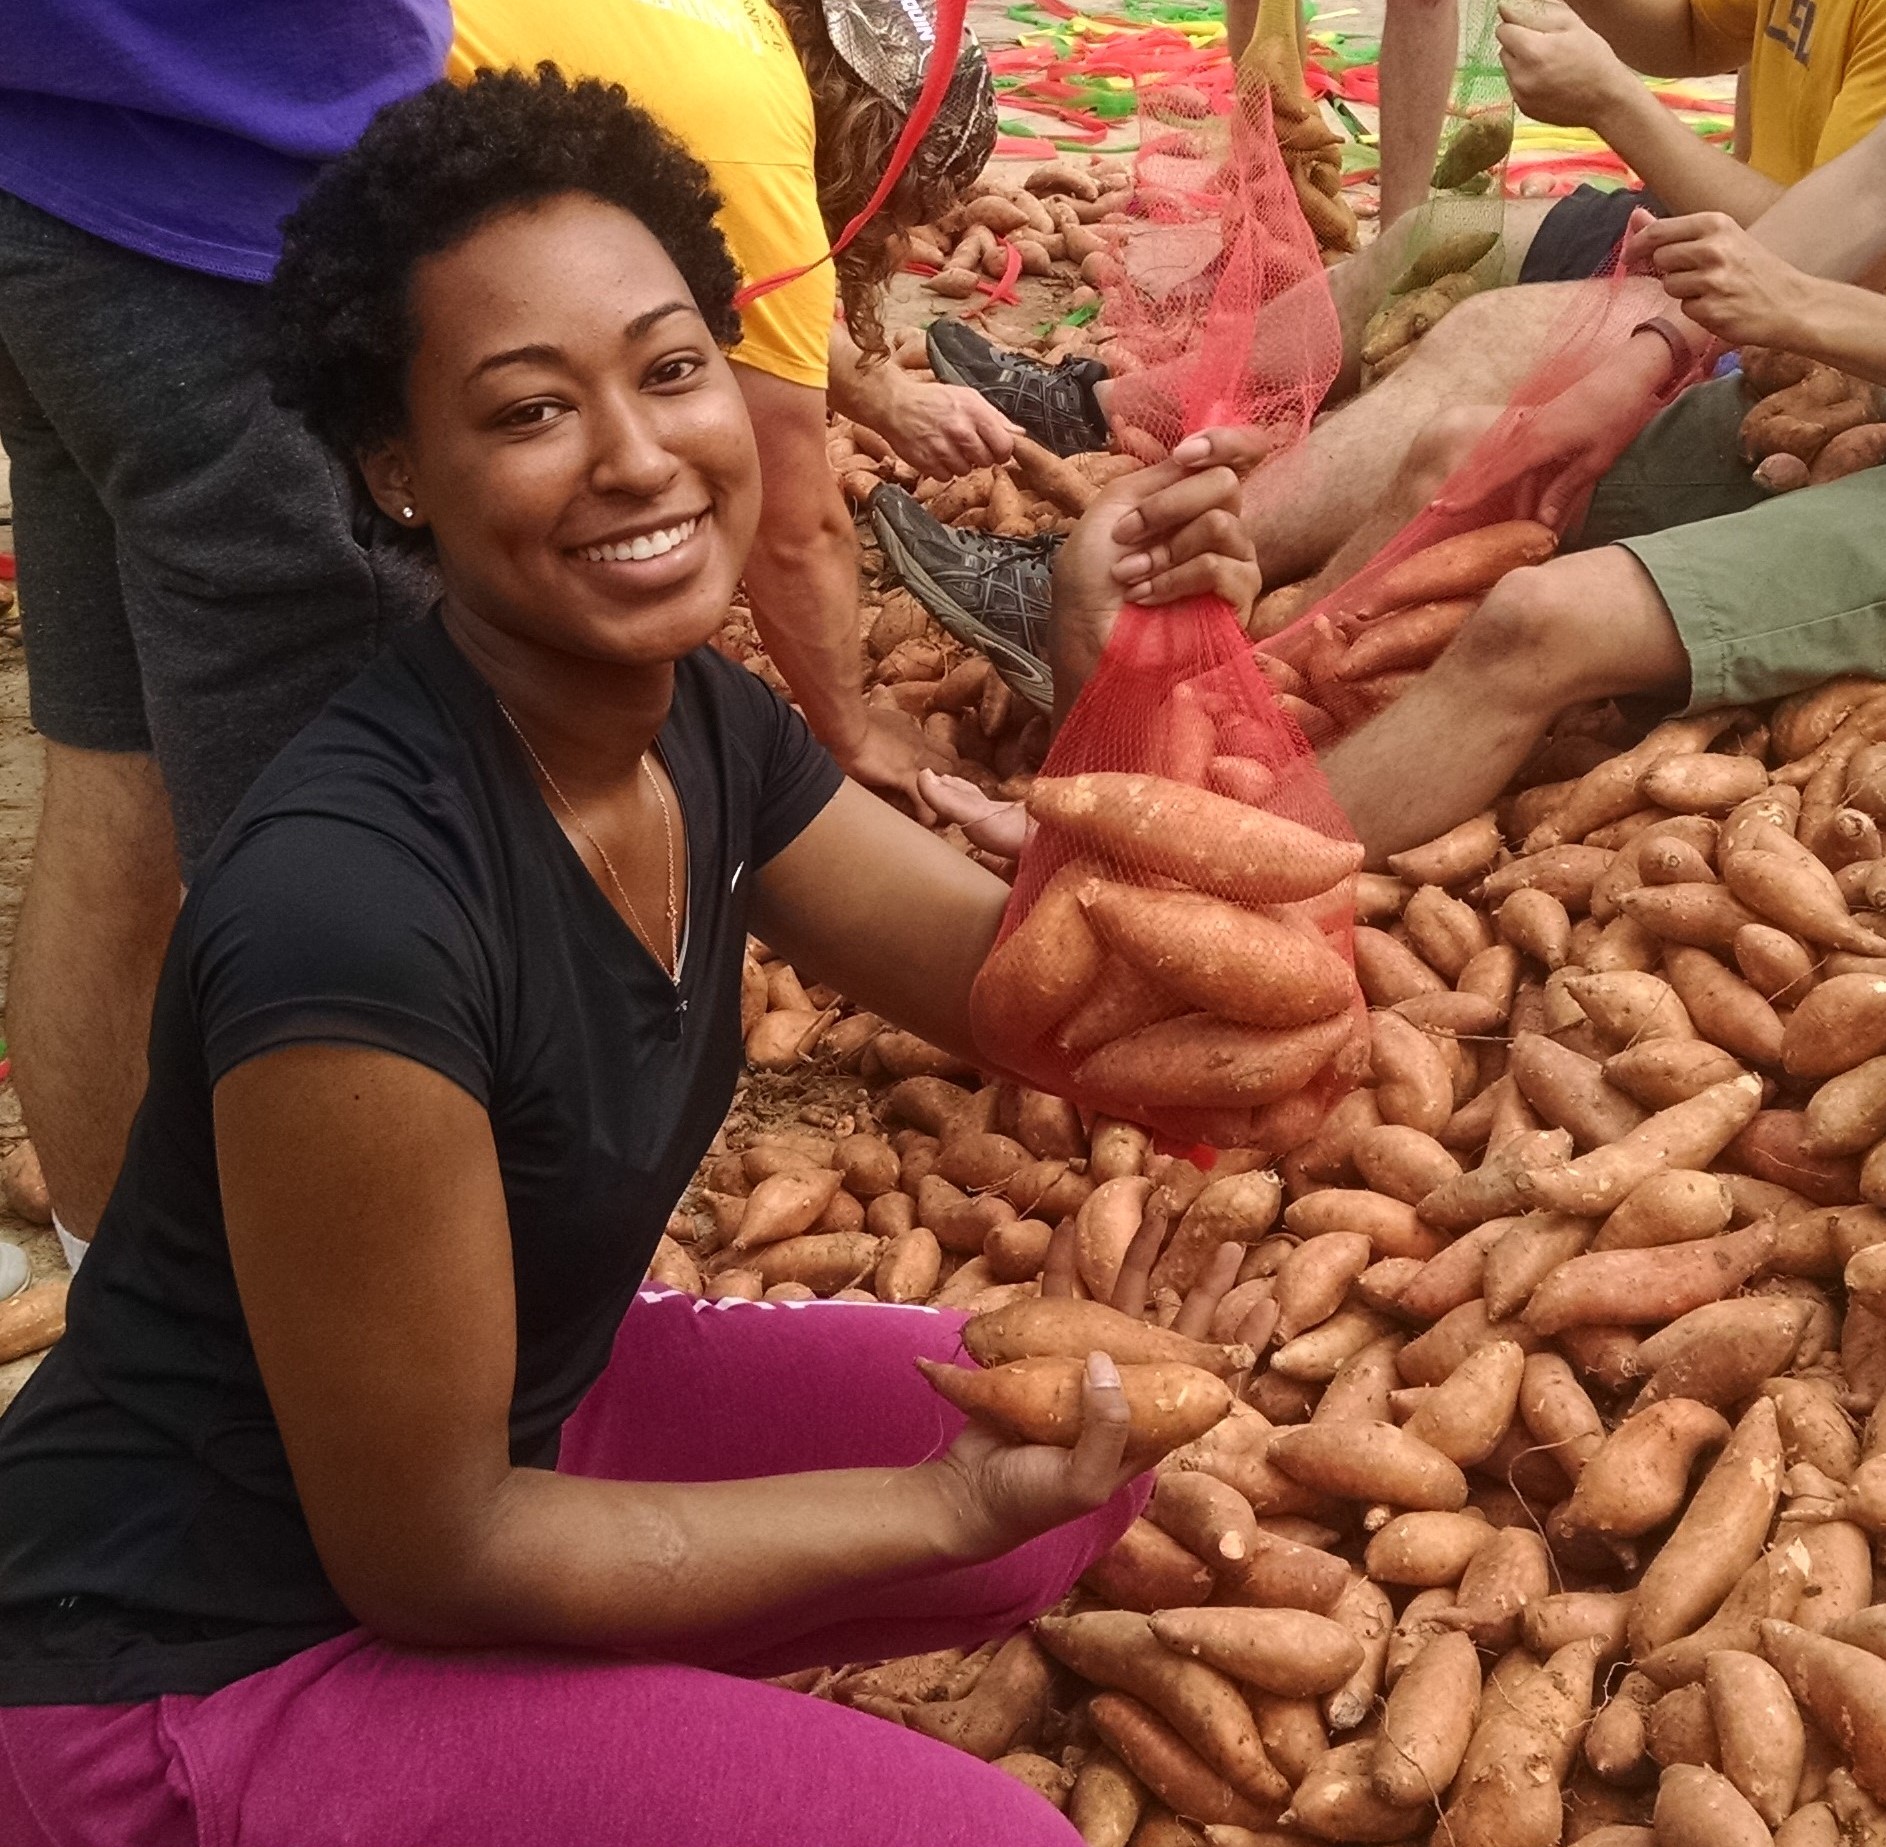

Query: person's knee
1446;563;1583;693
1399;406;1500;505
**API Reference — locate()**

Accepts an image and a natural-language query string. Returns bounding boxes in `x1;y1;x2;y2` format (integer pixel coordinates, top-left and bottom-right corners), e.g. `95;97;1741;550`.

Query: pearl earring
399;505;415;520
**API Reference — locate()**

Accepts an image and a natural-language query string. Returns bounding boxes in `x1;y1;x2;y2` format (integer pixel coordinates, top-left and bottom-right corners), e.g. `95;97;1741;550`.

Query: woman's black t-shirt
0;614;842;1705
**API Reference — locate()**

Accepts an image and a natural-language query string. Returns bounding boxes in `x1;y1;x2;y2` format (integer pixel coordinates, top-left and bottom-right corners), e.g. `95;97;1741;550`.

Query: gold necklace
493;695;679;977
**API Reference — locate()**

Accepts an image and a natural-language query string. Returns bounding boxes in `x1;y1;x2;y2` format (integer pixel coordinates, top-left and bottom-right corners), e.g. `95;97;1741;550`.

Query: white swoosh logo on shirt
730;861;745;892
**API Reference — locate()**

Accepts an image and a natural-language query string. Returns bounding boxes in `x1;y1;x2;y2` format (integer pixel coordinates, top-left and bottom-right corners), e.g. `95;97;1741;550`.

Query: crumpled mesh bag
1262;260;1709;743
1361;0;1514;382
969;76;1368;1157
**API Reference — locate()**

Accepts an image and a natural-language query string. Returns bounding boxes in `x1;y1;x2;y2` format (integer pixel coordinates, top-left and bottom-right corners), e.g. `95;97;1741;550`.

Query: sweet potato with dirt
1516;1074;1765;1218
1026;773;1363;905
1148;1470;1260;1566
1363;1510;1494;1585
1760;1619;1886;1802
1085;1517;1215;1613
1035;1612;1289;1806
1521;1217;1773;1332
1706;1647;1805;1826
1075;1012;1356;1113
1266;1419;1468;1510
1551;1398;1730;1540
1370;1628;1480;1806
917;1355;1231;1464
1653;1764;1774;1847
1630;1398;1785;1655
1150;1607;1365;1699
1080;882;1357;1029
1402;1339;1526;1466
971;862;1106;1048
1333;522;1556;625
1086;1692;1275;1829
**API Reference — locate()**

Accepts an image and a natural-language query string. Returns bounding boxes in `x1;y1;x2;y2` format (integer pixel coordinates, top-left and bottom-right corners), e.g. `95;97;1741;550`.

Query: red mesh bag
1263;261;1713;742
968;80;1368;1157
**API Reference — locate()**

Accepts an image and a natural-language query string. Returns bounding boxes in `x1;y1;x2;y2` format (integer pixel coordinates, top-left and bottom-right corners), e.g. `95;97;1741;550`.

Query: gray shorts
0;190;431;869
1575;373;1886;712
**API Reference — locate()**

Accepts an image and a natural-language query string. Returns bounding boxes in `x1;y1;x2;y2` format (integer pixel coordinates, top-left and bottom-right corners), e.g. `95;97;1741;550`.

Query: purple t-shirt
0;2;452;282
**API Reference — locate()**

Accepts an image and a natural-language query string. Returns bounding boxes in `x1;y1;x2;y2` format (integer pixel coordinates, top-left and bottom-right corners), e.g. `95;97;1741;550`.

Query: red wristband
1632;315;1697;404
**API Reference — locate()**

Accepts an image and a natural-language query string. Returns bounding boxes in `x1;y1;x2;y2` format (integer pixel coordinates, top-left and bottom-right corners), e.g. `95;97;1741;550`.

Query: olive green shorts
1572;373;1886;712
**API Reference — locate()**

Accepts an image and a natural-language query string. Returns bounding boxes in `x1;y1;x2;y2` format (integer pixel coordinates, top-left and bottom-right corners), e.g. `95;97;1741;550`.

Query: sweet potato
1522;1218;1773;1332
1552;1398;1730;1539
1631;1295;1808;1409
1150;1608;1364;1700
1272;1231;1372;1341
1156;1171;1285;1295
1069;1748;1147;1847
1386;813;1502;889
1515;1075;1765;1218
1026;774;1364;905
1500;887;1575;969
1057;960;1186;1056
1076;1176;1156;1301
893;1631;1054;1758
874;1225;941;1303
966;1299;1254;1377
1653;1764;1773;1847
1760;1620;1886;1802
1363;1510;1493;1585
1437;1523;1550;1651
1593;1169;1734;1251
1724;845;1886;953
1285;1187;1440;1260
1216;1524;1353;1615
1402;1338;1526;1466
0;1279;66;1365
1630;1398;1784;1655
1729;1110;1863;1206
1370;1629;1479;1806
1086;1517;1215;1613
1784;973;1886;1076
1602;1038;1750;1109
1087;1692;1275;1830
972;863;1107;1048
1320;1576;1394;1731
1562;969;1697;1043
1806;1054;1886;1156
1334;522;1555;625
917;1355;1231;1464
1036;1612;1289;1806
744;1230;880;1293
1080;882;1357;1029
1662;944;1786;1066
1149;1469;1260;1566
1286;1739;1429;1841
1509;1033;1649;1150
1076;1013;1356;1113
1352;1124;1461;1205
1266;1419;1468;1510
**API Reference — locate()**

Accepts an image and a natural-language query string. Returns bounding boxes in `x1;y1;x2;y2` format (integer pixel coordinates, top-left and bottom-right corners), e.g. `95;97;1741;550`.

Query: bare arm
1378;0;1460;225
217;1044;1134;1651
732;361;944;803
826;323;1020;477
1497;0;1776;217
1742;112;1886;279
1552;0;1750;75
754;779;1010;1060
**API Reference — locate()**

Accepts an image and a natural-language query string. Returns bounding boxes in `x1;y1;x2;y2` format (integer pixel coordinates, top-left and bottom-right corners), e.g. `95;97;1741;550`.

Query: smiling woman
0;66;1266;1847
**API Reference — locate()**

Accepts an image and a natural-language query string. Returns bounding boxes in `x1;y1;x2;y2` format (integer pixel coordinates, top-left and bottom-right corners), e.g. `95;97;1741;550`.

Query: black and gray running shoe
926;321;1112;458
870;487;1059;713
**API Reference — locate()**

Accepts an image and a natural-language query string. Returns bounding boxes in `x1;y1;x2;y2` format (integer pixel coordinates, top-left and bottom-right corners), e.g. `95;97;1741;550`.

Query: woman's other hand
930;1349;1139;1553
917;768;1029;859
1050;427;1268;714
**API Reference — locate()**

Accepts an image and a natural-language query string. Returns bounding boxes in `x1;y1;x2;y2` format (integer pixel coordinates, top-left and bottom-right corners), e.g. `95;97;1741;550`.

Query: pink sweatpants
0;1288;1144;1846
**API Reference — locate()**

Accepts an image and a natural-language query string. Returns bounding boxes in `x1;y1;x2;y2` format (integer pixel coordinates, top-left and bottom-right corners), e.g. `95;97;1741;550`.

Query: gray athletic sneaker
870;487;1059;713
927;321;1111;458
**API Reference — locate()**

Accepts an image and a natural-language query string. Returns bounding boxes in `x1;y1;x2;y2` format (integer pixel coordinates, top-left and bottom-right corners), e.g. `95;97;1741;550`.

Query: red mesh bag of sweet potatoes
968;77;1367;1155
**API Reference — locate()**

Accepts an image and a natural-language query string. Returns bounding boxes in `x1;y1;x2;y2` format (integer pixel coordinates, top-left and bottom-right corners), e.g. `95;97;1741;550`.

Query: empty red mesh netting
1262;258;1711;744
968;78;1367;1155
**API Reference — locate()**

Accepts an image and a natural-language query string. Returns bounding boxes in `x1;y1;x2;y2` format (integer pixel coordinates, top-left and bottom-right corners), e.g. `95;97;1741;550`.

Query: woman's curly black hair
268;65;742;470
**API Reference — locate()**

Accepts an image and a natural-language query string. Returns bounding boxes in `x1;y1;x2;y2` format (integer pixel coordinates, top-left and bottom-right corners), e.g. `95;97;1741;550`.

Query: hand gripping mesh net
1264;256;1709;744
968;75;1368;1159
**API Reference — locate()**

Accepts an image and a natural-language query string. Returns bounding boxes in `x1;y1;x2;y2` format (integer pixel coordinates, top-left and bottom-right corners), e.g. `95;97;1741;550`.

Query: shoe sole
872;511;1055;716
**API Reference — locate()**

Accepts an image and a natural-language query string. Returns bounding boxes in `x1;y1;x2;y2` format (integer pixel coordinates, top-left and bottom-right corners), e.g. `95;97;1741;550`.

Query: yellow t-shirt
448;0;834;389
1694;0;1886;180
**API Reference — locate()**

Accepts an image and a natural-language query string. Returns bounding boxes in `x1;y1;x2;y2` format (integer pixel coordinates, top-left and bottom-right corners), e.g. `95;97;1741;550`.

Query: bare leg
7;743;179;1237
1239;280;1590;586
1377;0;1459;226
1323;546;1689;862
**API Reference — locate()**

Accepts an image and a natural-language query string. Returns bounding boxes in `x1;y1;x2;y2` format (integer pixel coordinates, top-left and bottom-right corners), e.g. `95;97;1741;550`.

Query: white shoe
0;1241;28;1300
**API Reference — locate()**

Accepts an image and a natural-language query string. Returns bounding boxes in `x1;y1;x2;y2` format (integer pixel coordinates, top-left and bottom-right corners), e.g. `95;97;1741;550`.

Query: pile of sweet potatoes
654;655;1886;1847
1738;348;1886;493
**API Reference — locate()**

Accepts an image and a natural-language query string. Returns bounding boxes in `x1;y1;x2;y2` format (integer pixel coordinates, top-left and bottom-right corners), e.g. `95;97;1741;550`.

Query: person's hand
874;377;1024;477
1495;0;1636;132
835;706;953;821
917;769;1031;859
929;1349;1141;1554
1050;426;1270;705
1627;209;1813;349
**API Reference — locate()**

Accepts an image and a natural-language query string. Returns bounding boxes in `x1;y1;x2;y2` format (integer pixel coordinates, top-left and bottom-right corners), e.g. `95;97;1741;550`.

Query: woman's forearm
357;1458;984;1653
